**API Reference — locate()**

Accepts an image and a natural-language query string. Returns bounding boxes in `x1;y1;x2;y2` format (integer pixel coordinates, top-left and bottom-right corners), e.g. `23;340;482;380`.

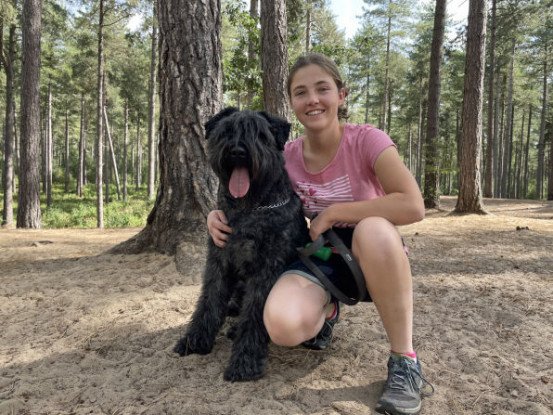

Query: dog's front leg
174;250;232;356
223;275;275;382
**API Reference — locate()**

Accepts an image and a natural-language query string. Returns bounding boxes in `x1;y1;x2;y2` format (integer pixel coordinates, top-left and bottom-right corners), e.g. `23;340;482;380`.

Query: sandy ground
1;196;552;415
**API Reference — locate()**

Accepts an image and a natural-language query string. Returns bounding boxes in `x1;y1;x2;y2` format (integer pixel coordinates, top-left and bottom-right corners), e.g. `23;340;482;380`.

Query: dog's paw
173;333;213;356
223;355;265;382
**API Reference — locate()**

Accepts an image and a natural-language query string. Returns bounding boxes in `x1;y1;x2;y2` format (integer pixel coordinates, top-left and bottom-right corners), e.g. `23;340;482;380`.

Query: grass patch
2;184;155;228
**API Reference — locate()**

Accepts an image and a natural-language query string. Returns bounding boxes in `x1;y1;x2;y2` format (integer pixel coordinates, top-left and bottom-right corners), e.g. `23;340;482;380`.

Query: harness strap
297;229;367;305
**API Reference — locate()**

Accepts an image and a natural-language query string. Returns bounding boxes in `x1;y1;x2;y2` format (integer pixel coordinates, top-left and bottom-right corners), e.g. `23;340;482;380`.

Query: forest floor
1;196;552;415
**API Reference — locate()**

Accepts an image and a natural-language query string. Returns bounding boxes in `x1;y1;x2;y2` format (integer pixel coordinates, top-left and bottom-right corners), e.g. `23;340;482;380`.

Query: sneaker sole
375;401;421;415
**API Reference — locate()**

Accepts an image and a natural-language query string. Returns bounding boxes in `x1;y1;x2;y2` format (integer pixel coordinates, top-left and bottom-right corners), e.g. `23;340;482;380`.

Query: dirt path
1;197;552;414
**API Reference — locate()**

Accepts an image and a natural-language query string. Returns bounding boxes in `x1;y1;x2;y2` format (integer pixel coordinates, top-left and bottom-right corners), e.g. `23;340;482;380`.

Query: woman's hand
207;210;232;248
308;207;336;241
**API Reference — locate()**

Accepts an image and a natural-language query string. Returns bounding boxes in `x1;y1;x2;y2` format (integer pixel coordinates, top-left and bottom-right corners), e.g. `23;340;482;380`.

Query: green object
306;243;332;261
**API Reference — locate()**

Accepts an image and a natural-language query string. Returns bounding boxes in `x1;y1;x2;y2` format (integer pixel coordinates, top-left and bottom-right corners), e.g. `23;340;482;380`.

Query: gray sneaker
375;354;434;415
302;300;339;350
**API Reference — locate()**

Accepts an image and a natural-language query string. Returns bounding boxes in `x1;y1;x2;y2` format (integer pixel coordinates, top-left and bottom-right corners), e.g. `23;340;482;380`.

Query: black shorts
281;227;373;303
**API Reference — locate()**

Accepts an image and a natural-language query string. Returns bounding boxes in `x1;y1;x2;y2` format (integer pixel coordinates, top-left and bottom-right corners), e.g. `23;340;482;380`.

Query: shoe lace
389;358;435;398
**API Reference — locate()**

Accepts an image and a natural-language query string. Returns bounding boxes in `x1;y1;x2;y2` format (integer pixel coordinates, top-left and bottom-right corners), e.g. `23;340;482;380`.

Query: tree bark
96;0;105;227
246;0;259;107
103;106;121;199
380;8;392;131
64;108;70;193
502;40;515;197
77;94;85;197
135;116;141;190
455;0;487;214
536;48;548;199
147;8;158;200
123;99;129;202
547;123;553;200
260;0;289;119
111;0;222;255
483;0;496;198
523;105;532;198
423;0;446;209
2;21;16;227
46;83;53;207
17;0;42;228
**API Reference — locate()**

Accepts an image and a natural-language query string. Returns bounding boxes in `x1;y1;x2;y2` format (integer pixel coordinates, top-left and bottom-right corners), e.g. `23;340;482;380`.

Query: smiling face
289;64;346;133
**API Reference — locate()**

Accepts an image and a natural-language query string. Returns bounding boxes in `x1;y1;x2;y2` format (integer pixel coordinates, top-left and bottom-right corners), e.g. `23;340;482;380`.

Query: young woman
208;53;430;415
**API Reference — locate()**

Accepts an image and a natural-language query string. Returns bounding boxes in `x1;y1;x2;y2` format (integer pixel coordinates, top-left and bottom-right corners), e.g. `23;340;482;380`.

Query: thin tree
147;7;158;200
111;0;222;254
77;94;85;197
483;0;497;198
245;0;259;107
422;0;446;208
260;0;289;119
123;99;129;202
96;0;105;228
547;123;553;200
64;108;70;193
1;10;17;227
536;44;548;199
455;0;487;214
17;0;42;228
45;82;53;207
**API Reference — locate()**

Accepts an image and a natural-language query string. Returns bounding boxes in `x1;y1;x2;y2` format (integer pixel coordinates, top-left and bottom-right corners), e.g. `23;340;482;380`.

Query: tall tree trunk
147;8;158;200
260;0;289;119
523;105;532;198
423;0;446;208
103;106;121;200
111;0;222;254
455;0;487;214
502;41;515;197
46;83;53;207
123;99;129;202
245;0;258;107
536;48;548;199
17;0;42;228
380;5;392;131
135;116;141;190
64;108;70;193
2;21;16;226
483;0;496;198
364;73;370;124
77;95;85;197
305;0;312;52
96;0;105;227
495;73;507;197
547;123;553;200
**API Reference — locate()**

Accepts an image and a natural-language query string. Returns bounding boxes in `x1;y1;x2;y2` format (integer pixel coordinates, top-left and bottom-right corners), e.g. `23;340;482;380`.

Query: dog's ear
204;107;239;138
258;111;291;151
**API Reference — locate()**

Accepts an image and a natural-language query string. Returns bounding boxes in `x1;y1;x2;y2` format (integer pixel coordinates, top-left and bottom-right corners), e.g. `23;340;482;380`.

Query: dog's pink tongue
229;167;250;198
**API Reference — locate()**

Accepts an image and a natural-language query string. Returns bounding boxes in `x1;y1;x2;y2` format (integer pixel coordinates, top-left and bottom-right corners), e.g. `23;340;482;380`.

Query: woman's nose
307;91;319;105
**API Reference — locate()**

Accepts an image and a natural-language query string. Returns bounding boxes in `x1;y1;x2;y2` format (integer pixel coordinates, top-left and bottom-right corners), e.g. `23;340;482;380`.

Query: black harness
297;229;367;305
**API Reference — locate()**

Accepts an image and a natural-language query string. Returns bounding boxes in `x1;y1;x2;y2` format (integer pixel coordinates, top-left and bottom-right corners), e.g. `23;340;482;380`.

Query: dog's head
204;108;291;199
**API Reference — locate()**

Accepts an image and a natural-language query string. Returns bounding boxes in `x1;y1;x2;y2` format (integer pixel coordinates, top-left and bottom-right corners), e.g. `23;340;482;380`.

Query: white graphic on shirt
296;175;354;217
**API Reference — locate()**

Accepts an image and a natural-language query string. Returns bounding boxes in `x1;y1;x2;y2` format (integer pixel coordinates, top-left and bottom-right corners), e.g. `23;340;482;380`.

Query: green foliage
3;184;154;228
2;0;553;231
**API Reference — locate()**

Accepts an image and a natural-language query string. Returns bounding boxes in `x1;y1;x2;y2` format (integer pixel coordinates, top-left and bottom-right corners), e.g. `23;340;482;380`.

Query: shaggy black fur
174;108;309;382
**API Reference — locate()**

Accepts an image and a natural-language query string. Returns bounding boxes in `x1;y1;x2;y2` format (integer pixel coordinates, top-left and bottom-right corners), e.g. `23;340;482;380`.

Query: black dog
174;108;309;381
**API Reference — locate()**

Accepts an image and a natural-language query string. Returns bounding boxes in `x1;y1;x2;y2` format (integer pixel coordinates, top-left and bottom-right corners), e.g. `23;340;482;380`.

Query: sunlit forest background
1;0;552;228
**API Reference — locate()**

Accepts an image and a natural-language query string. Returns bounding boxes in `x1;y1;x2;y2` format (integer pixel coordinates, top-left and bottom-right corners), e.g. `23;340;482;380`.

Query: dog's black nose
230;147;247;159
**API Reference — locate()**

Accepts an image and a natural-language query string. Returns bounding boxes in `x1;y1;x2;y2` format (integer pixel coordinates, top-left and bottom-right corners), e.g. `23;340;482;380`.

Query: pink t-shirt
284;124;395;226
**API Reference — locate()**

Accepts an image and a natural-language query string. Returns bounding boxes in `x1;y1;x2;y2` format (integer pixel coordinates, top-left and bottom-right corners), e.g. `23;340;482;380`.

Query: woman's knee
263;276;326;347
352;216;403;259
